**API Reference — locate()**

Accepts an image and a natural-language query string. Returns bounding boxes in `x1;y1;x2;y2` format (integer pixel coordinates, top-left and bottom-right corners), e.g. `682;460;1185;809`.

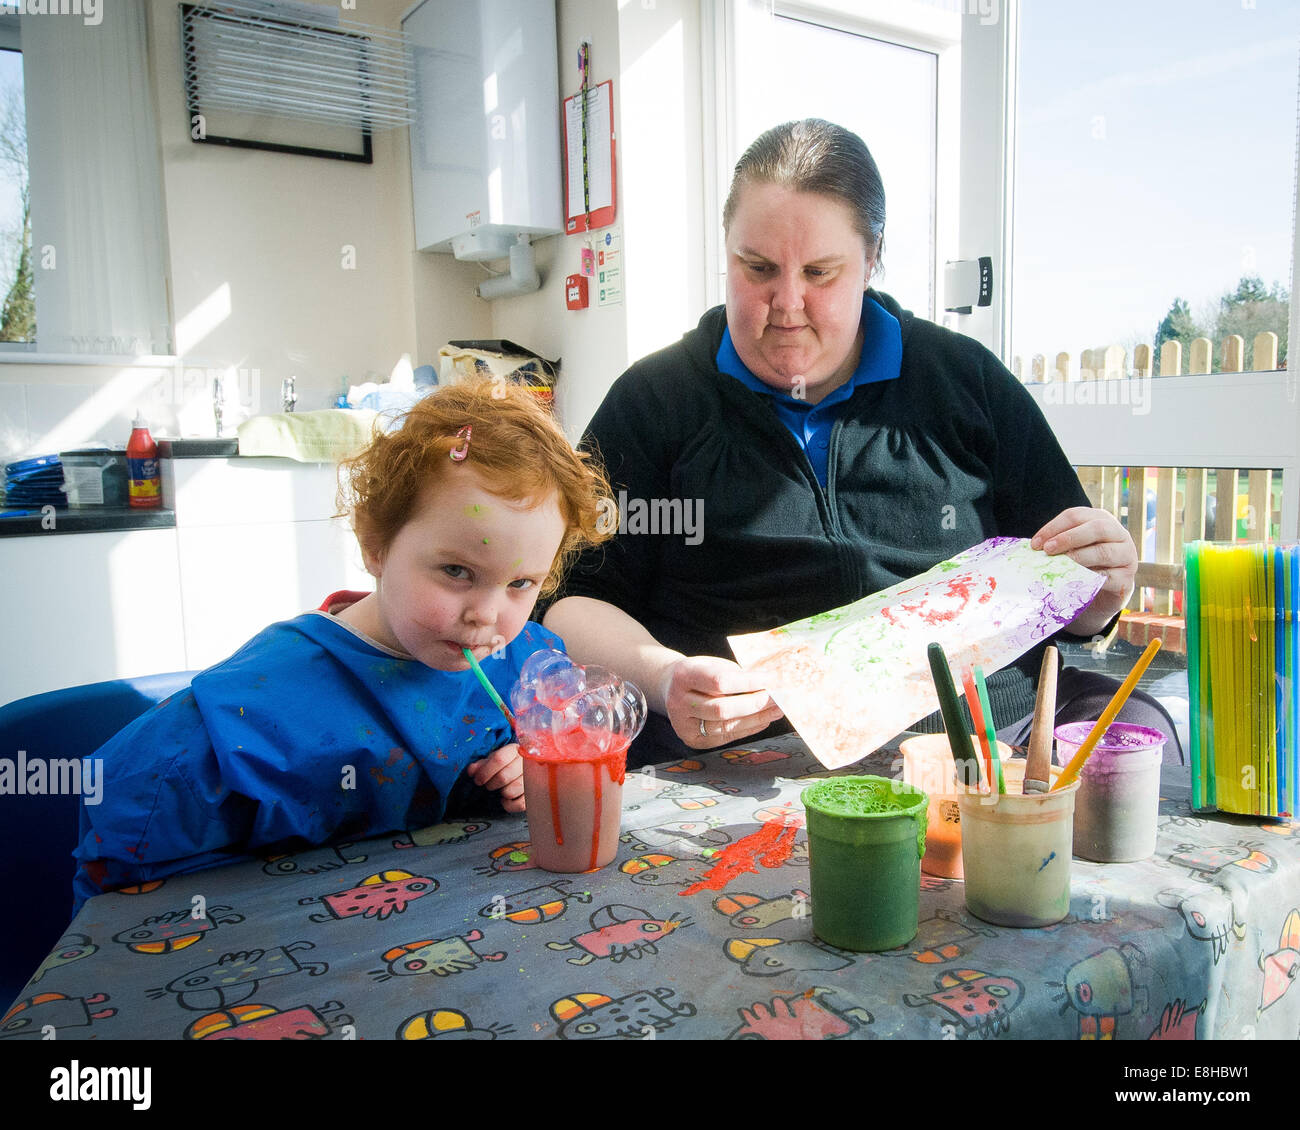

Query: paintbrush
974;665;1005;795
1053;638;1162;791
1023;646;1058;793
463;647;518;737
927;642;982;790
962;666;995;794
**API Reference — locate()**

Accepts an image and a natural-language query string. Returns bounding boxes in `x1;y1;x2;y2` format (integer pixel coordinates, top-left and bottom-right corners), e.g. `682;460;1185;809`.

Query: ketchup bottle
126;411;161;509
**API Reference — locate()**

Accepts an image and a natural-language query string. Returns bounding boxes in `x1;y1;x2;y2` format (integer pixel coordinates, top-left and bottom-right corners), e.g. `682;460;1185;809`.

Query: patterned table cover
5;733;1299;1041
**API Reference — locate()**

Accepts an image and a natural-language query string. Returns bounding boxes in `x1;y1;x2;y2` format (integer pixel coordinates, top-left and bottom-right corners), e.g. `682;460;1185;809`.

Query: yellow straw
1052;637;1163;790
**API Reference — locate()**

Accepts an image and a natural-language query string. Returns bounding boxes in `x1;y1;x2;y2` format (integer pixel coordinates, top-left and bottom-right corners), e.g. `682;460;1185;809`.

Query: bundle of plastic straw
1185;541;1298;818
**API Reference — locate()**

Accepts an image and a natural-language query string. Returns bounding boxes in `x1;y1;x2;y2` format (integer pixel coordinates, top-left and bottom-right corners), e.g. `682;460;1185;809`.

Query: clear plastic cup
958;778;1080;927
520;732;628;873
1054;722;1166;862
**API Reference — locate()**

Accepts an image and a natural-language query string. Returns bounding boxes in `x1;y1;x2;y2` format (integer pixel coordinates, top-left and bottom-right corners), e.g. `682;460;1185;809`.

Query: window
711;0;961;321
1010;0;1295;378
993;0;1300;589
17;5;171;358
0;15;31;346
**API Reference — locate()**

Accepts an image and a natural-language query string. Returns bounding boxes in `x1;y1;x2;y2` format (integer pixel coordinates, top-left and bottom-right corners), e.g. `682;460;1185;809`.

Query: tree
1152;297;1203;374
0;194;31;342
0;80;31;343
1153;277;1288;374
1211;275;1287;370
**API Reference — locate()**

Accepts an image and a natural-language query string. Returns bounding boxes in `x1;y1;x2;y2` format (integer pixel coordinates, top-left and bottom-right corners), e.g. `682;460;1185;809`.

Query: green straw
974;665;1005;795
463;648;517;735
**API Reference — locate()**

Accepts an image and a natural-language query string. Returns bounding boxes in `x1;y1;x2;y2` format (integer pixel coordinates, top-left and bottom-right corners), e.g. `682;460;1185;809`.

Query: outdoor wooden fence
1015;330;1284;642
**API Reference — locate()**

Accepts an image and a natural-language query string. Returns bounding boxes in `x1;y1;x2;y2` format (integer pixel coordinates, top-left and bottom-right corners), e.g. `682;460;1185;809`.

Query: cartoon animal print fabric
8;733;1300;1038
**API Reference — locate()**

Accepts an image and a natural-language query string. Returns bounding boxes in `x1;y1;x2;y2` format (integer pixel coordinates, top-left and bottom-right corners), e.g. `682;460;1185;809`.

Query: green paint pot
800;775;928;952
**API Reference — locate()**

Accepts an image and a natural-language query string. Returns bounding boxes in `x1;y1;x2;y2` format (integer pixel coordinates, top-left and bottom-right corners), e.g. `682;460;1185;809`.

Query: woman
544;119;1163;768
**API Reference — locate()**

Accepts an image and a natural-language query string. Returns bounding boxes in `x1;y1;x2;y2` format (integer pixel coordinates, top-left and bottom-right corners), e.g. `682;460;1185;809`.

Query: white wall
148;0;482;410
483;0;627;443
0;0;713;459
484;0;708;442
0;0;492;460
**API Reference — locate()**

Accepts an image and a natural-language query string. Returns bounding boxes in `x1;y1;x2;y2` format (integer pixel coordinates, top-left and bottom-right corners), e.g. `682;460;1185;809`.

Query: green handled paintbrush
927;642;982;789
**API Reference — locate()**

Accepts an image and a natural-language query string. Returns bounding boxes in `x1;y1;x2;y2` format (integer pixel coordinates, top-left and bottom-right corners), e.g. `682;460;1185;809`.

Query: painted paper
728;537;1105;769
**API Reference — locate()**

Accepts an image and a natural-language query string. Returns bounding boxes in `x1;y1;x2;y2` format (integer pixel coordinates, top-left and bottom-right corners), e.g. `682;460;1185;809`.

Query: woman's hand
658;655;786;749
466;744;526;813
1031;506;1137;637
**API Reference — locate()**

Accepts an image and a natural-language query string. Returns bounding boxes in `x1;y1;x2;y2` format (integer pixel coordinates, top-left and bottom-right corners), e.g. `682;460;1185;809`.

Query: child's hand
465;744;526;813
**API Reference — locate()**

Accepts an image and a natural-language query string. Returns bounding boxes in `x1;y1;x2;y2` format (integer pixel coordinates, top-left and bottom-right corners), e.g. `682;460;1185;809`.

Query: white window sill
0;350;180;367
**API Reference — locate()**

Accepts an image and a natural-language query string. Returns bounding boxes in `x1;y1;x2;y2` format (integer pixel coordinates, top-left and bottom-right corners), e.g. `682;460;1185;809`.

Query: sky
1011;0;1298;369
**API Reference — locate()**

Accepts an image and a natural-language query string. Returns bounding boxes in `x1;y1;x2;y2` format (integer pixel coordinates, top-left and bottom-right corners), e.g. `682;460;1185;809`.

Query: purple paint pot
1054;722;1166;863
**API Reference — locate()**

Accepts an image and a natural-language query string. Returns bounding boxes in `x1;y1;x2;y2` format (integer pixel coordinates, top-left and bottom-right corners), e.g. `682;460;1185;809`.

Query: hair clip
450;425;472;462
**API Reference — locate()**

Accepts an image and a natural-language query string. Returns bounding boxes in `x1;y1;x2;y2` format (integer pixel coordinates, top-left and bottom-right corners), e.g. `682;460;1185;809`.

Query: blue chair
0;671;195;1011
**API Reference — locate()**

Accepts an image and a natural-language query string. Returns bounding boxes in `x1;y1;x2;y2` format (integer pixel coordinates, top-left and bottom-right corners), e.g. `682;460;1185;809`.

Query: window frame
704;0;963;322
0;9;176;364
0;18;30;350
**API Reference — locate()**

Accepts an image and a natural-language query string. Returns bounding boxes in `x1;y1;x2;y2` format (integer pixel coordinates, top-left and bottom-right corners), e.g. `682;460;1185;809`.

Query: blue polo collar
717;294;902;406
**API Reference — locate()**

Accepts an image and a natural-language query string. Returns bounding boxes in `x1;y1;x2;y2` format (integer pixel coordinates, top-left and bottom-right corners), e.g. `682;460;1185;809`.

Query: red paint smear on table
677;822;799;896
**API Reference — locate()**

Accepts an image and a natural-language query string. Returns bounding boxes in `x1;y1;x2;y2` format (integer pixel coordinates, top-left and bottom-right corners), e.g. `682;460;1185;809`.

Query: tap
281;376;297;413
212;377;224;438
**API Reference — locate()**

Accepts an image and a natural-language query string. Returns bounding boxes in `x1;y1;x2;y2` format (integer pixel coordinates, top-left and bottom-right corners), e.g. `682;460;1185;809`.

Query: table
5;733;1298;1041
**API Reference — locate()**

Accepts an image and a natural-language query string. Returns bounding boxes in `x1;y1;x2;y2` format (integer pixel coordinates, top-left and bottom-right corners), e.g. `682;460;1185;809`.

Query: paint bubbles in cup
509;680;538;715
512;650;647;753
537;665;587;710
518;648;571;688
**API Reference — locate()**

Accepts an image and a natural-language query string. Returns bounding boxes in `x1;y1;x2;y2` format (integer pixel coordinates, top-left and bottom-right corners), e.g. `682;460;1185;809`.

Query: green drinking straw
463;648;517;735
974;665;1005;795
926;642;982;789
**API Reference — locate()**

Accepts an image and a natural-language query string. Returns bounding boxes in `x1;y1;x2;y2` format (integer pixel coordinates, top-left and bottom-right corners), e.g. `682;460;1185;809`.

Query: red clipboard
562;80;617;233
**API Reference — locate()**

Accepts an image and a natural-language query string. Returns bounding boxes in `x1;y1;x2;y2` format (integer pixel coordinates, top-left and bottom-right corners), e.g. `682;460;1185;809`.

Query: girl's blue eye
442;565;469;579
509;578;535;590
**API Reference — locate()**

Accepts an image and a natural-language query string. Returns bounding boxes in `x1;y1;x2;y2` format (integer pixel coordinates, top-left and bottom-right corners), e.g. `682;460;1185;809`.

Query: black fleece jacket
552;291;1096;745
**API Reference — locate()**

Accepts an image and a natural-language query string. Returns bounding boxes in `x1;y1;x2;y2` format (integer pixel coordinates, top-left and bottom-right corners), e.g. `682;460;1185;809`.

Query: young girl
73;381;612;909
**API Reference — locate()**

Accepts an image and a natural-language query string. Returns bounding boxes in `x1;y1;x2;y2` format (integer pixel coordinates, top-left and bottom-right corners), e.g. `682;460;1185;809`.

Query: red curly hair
337;380;613;598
